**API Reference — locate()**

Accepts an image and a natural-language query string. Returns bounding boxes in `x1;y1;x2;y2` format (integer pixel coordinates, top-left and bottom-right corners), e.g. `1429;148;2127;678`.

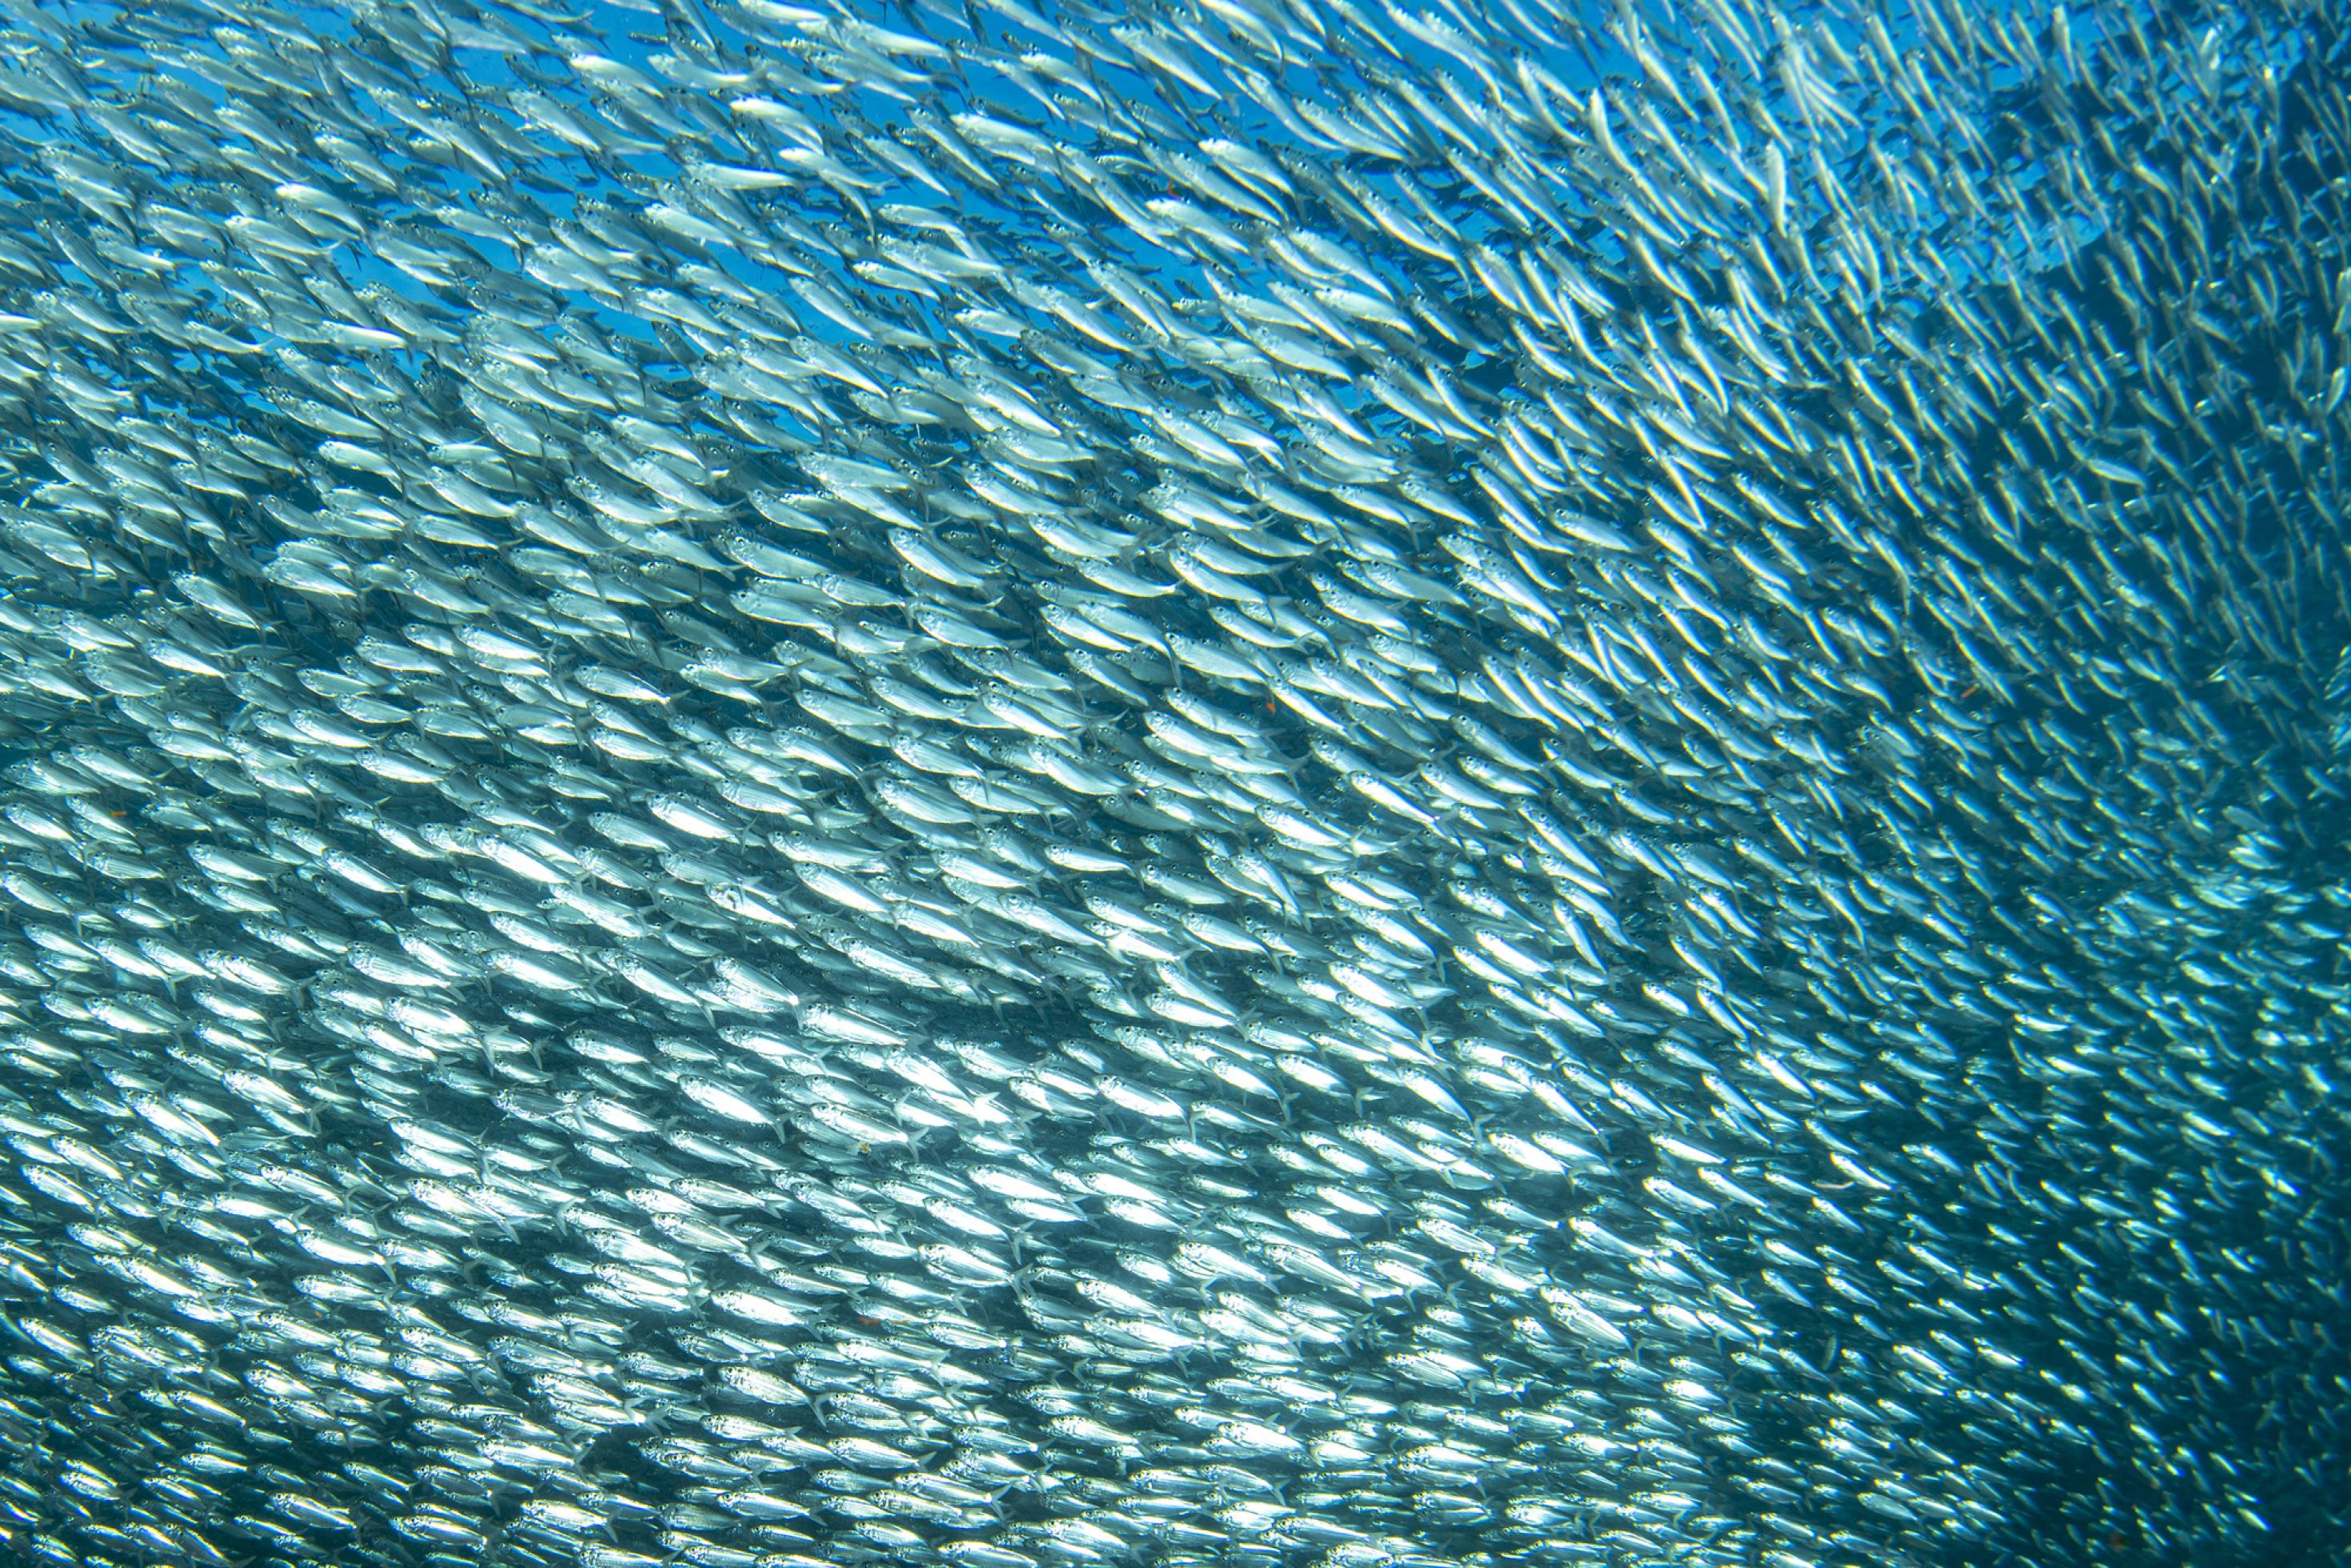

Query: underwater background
0;0;2345;1565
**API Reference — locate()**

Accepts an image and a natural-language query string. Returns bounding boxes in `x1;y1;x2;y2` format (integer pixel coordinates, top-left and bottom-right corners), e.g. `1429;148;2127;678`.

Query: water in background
0;0;2345;1565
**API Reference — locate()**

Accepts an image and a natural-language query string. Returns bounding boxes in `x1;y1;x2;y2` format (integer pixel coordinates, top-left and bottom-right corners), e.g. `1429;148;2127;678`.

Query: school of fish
0;0;2345;1563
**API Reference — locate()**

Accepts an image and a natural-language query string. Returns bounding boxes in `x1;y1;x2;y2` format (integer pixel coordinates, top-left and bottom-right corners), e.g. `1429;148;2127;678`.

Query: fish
0;0;2343;1566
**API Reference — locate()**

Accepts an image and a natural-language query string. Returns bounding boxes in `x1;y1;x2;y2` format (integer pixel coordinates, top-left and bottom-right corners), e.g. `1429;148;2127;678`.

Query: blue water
0;2;2345;1566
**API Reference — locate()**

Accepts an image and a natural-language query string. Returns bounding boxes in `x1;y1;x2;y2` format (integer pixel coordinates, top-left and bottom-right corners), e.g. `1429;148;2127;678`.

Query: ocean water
0;1;2345;1566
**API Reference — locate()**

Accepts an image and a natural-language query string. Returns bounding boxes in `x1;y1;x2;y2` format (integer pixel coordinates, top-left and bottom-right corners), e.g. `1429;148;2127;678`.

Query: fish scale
0;1;2341;1566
